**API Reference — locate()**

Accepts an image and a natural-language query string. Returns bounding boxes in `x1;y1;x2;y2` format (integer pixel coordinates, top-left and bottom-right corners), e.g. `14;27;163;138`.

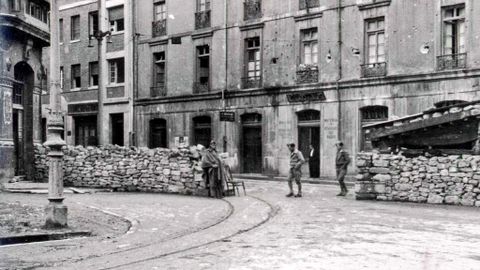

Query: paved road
2;180;480;270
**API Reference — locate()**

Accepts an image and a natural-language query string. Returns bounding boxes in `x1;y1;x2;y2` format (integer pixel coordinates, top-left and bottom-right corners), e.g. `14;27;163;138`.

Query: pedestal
45;201;68;228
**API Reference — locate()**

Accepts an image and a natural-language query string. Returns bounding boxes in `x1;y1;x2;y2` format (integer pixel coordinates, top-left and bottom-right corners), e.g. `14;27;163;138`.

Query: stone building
43;0;134;147
0;0;50;183
133;0;480;179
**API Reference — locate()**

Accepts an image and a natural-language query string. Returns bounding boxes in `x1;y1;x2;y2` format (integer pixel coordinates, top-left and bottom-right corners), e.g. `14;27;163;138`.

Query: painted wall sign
67;103;98;115
324;118;338;141
287;90;326;103
4;91;12;125
174;136;189;148
220;111;235;122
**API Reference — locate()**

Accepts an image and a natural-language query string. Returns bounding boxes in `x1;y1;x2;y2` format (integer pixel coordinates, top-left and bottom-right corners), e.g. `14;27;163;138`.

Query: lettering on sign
220;111;235;122
67;103;98;115
174;136;189;148
287;90;326;103
324;118;338;140
4;91;12;125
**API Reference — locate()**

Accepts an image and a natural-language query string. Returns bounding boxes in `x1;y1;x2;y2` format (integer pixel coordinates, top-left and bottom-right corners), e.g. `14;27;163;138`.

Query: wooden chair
223;164;246;196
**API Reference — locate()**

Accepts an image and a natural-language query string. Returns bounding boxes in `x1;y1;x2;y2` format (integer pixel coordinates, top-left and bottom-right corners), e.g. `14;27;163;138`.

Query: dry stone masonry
34;144;207;196
355;152;480;207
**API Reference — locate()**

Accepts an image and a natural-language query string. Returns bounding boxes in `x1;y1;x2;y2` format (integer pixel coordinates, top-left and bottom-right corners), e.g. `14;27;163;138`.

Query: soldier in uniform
335;141;351;196
286;143;305;198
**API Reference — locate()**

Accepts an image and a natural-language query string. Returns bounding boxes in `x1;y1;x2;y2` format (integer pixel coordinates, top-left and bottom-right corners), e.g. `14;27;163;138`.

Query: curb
0;231;91;246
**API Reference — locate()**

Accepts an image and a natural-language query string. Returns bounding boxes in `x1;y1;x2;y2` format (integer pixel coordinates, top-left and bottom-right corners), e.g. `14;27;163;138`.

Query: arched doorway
241;113;262;173
297;110;320;178
149;118;167;148
13;62;34;179
193;115;211;148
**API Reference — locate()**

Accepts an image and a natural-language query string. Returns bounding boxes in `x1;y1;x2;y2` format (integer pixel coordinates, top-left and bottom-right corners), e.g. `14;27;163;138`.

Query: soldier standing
286;143;305;198
335;141;351;196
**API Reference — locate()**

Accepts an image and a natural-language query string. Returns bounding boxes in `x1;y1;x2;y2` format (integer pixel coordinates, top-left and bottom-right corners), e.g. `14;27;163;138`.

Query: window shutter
109;6;124;21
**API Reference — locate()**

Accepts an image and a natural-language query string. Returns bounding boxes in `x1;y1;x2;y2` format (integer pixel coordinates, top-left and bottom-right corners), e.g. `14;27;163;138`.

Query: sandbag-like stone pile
34;144;207;196
355;152;480;207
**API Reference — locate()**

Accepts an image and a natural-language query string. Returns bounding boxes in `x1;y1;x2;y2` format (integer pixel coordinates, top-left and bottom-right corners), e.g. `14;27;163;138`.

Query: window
108;58;125;84
154;1;166;21
71;64;81;89
299;0;320;10
153;52;166;88
360;106;388;151
89;62;99;87
197;0;210;11
244;37;261;88
193;116;211;148
108;6;124;33
27;0;48;23
59;19;64;43
149;119;167;148
60;66;64;89
301;28;318;66
71;15;80;41
8;0;21;11
195;45;210;92
89;11;99;37
365;18;385;64
442;5;465;55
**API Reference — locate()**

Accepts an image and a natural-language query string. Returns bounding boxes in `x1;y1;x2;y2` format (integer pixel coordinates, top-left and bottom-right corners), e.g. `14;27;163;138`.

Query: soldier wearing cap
335;141;351;196
286;143;305;197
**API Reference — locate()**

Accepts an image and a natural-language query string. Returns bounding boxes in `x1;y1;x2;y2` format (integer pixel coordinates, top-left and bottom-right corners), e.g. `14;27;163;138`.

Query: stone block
373;160;389;167
369;167;390;174
427;194;444;204
444;196;460;205
372;174;391;182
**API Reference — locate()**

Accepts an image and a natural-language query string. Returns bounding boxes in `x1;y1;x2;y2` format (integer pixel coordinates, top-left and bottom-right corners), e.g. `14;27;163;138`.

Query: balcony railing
244;0;262;21
151;85;166;97
193;82;209;93
299;0;320;10
152;19;167;38
361;62;387;78
437;53;467;71
195;10;211;30
296;65;319;84
242;76;262;89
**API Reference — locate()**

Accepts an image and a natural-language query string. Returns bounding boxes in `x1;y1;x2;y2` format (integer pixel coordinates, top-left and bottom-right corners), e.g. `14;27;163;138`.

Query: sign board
287;90;326;103
220;111;235;122
174;136;189;148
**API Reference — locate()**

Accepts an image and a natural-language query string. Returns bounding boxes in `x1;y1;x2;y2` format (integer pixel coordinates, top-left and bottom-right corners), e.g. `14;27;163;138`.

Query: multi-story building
0;0;50;183
44;0;134;147
134;0;480;179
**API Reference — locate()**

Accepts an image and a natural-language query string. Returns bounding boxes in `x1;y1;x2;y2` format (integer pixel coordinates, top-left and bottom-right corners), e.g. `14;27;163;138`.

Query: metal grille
437;53;467;70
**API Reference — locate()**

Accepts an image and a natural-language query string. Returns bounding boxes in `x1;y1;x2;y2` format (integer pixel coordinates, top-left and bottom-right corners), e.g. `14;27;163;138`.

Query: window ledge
357;0;391;10
88;86;99;90
107;83;125;87
110;31;124;36
70;87;82;92
70;39;80;44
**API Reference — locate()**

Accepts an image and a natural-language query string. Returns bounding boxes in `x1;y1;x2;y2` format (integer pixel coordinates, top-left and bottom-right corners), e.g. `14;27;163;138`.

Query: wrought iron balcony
296;65;319;84
437;53;467;71
244;0;262;21
152;19;167;38
150;85;166;97
361;62;387;78
193;82;210;93
242;76;262;89
299;0;320;10
195;10;211;30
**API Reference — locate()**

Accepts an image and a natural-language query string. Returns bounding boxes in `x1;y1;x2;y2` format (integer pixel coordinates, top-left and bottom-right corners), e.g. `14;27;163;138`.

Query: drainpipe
132;0;138;146
336;0;343;139
222;0;228;152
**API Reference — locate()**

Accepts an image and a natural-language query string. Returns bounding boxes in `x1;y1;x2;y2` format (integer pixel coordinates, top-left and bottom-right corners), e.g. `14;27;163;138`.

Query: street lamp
45;0;67;228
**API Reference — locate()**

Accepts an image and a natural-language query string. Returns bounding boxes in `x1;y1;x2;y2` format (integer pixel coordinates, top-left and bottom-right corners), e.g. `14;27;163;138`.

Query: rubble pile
355;152;480;207
34;144;207;196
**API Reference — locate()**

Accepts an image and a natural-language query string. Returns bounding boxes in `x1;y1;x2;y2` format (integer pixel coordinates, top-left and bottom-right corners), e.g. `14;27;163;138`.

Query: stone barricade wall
34;144;207;196
355;152;480;207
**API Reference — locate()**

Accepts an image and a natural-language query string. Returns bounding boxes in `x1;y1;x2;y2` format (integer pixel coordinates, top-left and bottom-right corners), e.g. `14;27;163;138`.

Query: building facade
0;0;50;183
133;0;480;179
44;0;134;147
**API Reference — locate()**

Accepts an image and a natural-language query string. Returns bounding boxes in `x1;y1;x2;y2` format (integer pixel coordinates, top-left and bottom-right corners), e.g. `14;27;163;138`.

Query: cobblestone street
2;180;480;270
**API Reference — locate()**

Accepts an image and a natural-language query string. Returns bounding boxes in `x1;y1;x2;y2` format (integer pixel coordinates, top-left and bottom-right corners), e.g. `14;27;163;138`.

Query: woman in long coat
201;140;225;198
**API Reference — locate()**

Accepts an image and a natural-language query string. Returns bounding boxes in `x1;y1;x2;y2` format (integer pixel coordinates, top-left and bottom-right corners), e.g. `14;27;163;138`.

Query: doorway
111;113;124;146
297;110;320;178
242;113;262;173
74;115;97;146
149;118;167;148
193;116;211;147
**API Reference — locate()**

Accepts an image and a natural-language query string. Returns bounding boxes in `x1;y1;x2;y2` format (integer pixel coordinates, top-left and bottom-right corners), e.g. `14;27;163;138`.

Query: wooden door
242;126;262;173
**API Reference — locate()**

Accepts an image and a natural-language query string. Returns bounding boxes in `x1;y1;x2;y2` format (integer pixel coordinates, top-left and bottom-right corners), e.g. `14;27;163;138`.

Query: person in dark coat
308;144;319;178
201;140;224;198
335;141;351;196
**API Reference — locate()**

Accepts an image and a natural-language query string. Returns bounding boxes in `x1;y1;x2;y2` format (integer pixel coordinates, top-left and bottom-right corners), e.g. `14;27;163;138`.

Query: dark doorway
149;118;167;148
111;113;124;146
298;110;320;178
242;113;262;173
193;116;211;147
13;62;34;179
74;115;97;146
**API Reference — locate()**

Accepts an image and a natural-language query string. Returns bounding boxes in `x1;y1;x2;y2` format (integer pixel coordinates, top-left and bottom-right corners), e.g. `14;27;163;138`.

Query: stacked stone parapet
34;144;207;196
355;152;480;207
